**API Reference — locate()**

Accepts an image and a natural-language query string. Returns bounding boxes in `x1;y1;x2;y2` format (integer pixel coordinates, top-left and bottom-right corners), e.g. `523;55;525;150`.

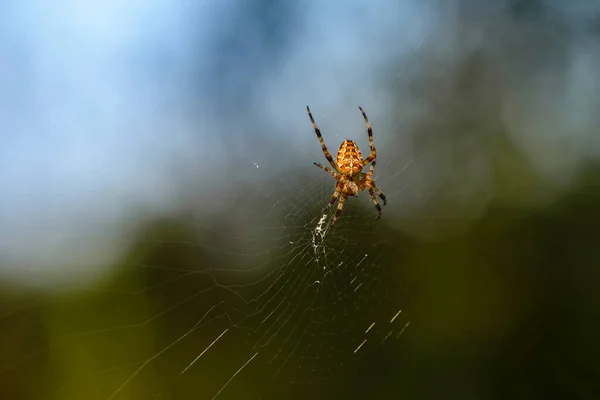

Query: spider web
0;161;412;400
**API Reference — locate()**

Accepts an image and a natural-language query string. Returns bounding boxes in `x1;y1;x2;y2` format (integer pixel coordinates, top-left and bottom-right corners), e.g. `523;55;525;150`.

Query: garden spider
307;106;387;225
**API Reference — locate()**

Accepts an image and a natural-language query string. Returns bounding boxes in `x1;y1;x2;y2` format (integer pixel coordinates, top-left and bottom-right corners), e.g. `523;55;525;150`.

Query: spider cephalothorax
307;106;387;225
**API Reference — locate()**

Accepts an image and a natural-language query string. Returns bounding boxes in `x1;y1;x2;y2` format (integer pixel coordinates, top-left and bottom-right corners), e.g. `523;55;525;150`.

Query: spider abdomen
307;105;386;225
336;140;363;176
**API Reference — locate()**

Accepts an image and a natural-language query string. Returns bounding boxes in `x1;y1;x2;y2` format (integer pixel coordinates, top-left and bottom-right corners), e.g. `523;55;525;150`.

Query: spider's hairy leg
358;106;376;166
307;106;338;170
313;162;340;179
370;182;387;206
328;188;341;208
331;194;346;225
364;160;387;206
368;188;382;219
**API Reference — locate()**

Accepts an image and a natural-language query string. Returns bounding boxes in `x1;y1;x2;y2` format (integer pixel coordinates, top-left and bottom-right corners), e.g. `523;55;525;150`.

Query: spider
307;105;387;226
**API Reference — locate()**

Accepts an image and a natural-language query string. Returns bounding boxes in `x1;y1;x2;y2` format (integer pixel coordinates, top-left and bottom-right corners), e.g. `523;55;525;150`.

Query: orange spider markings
336;140;363;176
306;105;387;225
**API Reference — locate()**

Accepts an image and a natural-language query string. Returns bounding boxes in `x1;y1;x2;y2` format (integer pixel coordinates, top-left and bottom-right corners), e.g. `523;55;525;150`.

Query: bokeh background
1;0;600;399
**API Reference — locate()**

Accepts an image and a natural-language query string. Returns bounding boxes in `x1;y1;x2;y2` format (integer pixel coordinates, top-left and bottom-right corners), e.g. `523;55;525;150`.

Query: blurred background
1;0;600;399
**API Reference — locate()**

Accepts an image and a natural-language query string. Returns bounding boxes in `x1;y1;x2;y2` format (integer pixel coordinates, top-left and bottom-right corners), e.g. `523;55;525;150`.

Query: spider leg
313;162;340;179
358;106;377;166
368;188;382;220
370;182;387;206
366;159;376;175
328;188;341;208
307;106;338;171
331;194;346;225
363;161;387;206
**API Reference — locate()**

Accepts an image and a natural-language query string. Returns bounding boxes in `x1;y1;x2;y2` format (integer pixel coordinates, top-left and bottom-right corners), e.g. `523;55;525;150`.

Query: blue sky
0;0;430;282
1;0;599;286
